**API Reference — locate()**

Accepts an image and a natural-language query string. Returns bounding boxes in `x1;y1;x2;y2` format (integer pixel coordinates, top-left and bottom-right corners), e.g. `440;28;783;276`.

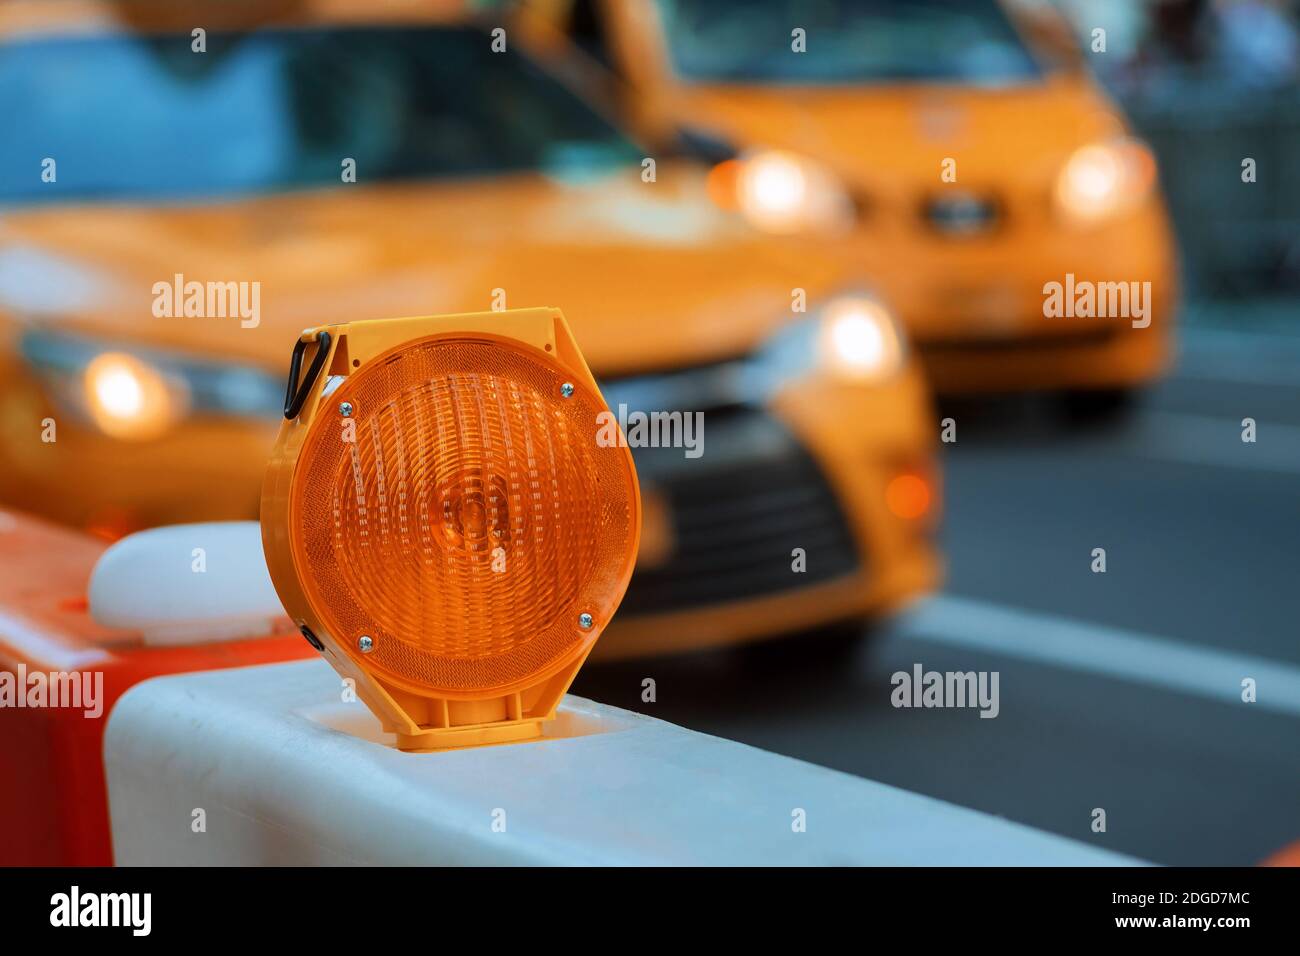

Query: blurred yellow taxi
526;0;1179;409
0;0;940;658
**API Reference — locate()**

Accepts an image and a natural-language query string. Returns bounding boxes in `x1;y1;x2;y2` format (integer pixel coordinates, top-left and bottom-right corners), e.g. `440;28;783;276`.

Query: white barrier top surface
105;659;1143;866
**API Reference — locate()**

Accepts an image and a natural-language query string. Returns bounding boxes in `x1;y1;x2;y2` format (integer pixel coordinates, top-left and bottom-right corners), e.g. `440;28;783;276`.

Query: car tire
732;618;873;674
1058;387;1139;427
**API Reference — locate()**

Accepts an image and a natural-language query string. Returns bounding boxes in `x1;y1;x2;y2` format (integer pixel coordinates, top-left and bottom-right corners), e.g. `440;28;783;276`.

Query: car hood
676;76;1125;193
0;165;853;377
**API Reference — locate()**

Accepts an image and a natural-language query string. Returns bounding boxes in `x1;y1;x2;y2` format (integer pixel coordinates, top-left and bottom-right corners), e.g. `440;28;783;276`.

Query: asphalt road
574;320;1300;866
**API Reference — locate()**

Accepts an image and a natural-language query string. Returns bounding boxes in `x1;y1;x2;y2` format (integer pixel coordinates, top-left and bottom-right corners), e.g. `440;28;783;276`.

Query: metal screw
339;401;354;417
578;613;594;630
358;635;374;653
560;382;575;398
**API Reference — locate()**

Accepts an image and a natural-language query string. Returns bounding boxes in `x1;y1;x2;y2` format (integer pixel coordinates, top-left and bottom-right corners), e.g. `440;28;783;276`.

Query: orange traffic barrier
1262;840;1300;867
0;512;314;865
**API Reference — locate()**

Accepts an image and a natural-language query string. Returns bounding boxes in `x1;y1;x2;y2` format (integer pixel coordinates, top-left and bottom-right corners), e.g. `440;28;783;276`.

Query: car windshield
655;0;1043;85
0;24;640;205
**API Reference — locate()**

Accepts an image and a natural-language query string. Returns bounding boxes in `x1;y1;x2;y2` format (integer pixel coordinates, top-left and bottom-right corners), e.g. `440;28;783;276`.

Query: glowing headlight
727;150;854;234
751;294;906;391
83;352;186;439
88;357;145;417
817;297;906;381
20;328;282;439
740;152;806;217
1054;138;1156;225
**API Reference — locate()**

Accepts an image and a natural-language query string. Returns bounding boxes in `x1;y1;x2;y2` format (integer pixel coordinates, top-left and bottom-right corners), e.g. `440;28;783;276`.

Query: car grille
616;405;861;616
922;191;1000;236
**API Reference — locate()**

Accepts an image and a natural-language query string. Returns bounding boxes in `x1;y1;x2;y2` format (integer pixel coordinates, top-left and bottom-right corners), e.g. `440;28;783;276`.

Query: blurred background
1060;0;1300;303
1;0;1298;867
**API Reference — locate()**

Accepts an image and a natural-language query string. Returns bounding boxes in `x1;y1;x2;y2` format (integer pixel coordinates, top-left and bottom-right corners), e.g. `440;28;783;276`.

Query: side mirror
1011;4;1089;76
669;125;739;165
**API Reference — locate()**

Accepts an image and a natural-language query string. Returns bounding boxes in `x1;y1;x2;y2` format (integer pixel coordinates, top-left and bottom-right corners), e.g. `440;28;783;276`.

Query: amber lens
885;472;933;521
291;335;637;696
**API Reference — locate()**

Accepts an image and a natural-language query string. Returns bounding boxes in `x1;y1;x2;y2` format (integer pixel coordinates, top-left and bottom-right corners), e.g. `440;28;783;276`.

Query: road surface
575;320;1300;866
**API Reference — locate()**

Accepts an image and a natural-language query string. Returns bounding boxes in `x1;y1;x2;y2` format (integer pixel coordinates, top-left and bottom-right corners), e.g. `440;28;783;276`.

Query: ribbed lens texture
294;336;636;694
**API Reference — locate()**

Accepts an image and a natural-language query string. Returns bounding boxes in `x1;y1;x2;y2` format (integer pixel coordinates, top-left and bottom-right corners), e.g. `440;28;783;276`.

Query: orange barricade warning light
262;309;641;751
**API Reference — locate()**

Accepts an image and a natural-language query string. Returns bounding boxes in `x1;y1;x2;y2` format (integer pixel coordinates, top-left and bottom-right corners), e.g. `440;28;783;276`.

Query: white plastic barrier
89;521;283;645
105;659;1143;866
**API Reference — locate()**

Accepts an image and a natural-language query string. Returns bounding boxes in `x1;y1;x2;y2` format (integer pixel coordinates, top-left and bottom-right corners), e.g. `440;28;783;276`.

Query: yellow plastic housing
262;308;641;751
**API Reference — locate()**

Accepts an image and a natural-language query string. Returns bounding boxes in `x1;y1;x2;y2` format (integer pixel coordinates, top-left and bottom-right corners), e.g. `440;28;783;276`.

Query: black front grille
619;407;861;616
922;192;1000;236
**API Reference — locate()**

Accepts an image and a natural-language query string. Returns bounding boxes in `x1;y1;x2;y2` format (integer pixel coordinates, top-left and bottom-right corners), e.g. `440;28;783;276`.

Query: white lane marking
1116;411;1300;475
1176;332;1300;387
1174;361;1300;388
893;595;1300;718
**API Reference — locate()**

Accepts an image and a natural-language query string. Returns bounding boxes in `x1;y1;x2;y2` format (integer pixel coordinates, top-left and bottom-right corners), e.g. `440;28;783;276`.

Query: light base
396;719;546;753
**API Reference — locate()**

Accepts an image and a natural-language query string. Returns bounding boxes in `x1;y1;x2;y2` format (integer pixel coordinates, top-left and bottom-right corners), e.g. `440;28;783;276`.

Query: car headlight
20;328;282;440
754;294;907;389
712;149;855;234
82;351;187;439
1054;137;1156;226
816;297;906;380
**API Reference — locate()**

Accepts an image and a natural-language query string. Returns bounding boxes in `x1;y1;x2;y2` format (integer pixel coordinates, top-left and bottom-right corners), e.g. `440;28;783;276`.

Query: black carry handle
283;329;332;419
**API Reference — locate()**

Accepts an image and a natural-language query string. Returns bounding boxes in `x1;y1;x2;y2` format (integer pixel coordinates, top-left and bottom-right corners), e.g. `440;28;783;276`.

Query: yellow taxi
0;0;940;658
525;0;1179;409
